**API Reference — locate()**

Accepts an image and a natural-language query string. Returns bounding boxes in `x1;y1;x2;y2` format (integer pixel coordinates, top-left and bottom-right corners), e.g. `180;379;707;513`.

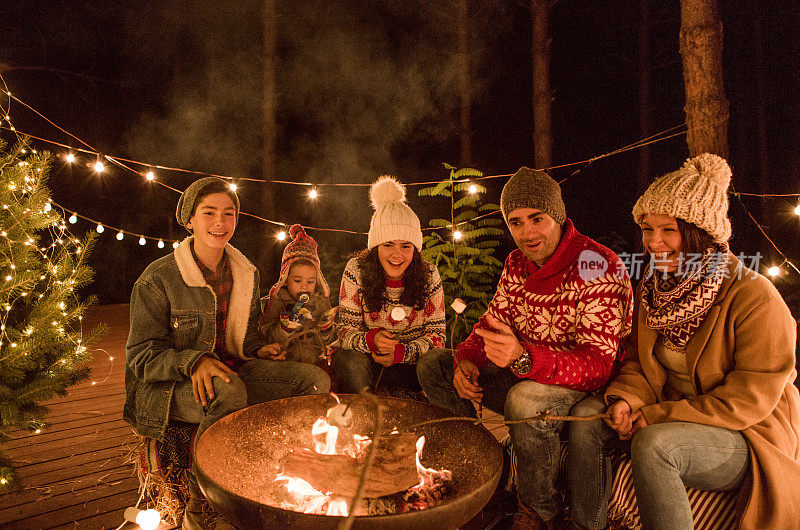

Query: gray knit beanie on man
175;177;240;230
500;167;566;224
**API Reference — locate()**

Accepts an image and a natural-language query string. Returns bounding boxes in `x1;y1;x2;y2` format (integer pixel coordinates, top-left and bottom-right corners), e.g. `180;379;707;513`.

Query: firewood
280;433;419;498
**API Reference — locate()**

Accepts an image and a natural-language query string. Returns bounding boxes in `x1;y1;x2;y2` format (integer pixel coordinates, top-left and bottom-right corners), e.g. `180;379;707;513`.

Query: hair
355;246;430;313
190;180;239;217
676;218;716;256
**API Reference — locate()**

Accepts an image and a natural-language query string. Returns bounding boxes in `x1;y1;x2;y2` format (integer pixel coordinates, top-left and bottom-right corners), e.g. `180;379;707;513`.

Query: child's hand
255;343;286;360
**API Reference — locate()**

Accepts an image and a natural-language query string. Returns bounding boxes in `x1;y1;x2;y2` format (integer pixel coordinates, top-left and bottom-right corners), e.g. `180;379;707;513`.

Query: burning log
281;432;420;498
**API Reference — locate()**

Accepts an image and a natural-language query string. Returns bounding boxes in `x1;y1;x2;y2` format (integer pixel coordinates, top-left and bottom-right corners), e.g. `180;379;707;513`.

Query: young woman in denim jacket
124;177;330;529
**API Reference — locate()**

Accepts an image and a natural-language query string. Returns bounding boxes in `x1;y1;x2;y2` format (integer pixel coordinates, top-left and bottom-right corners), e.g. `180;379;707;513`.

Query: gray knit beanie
500;167;566;224
175;177;240;230
632;153;732;243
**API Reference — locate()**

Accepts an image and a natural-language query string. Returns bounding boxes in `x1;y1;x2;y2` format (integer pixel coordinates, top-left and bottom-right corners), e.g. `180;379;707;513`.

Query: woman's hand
373;329;399;356
605;399;633;436
191;355;235;407
453;360;483;403
255;343;286;360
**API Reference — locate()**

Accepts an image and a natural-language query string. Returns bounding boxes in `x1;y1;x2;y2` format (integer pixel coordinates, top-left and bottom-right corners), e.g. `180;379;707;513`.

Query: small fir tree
0;138;101;491
418;165;504;347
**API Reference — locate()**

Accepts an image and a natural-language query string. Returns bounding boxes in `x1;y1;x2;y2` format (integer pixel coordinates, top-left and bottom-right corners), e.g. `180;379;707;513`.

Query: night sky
2;0;799;304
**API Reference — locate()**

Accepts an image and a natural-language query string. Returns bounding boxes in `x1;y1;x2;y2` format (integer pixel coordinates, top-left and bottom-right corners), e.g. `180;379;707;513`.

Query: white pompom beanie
632;153;732;243
367;176;423;251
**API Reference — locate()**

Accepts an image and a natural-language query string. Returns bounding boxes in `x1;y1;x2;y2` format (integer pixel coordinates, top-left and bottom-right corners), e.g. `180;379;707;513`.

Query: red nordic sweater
455;220;633;391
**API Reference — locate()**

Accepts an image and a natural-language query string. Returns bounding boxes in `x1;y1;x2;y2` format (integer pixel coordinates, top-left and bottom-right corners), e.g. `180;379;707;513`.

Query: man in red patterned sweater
417;167;633;529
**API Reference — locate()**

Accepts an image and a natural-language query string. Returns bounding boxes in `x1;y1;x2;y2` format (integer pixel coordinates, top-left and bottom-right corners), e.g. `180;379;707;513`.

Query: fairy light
139;236;146;246
123;507;161;530
93;160;105;173
468;183;477;194
309;188;318;199
116;231;124;241
172;241;179;249
65;153;75;163
96;224;104;233
145;170;155;181
794;204;800;216
229;183;237;192
44;202;52;212
767;266;780;277
157;240;165;249
453;230;463;240
276;230;287;241
68;214;77;224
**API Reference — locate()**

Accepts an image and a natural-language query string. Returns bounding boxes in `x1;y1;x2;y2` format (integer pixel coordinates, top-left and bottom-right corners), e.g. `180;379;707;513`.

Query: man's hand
191;355;235;407
453;360;483;403
474;314;524;368
605;399;635;439
255;343;286;360
373;329;399;356
371;350;395;367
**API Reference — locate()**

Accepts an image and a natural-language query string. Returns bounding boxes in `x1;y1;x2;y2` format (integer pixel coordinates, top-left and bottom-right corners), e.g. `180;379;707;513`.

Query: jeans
630;422;749;530
416;349;586;520
170;357;330;443
332;348;423;394
567;394;616;530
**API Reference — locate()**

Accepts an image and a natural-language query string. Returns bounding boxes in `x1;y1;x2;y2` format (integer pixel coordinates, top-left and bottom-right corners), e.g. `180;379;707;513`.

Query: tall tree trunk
458;0;471;167
637;0;652;194
531;0;553;169
263;0;277;181
679;0;729;157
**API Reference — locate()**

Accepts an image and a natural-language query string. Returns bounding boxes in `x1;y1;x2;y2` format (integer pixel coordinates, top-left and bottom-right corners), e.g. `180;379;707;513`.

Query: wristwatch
510;351;532;376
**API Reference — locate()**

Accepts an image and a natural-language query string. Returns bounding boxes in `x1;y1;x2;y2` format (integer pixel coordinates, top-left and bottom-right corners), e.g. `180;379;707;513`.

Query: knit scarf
640;243;729;348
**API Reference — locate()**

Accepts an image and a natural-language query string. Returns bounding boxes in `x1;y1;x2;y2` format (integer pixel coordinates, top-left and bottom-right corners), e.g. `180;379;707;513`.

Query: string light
44;202;52;212
93;160;104;173
139;237;146;246
68;214;77;224
145;170;155;181
794;204;800;216
123;507;161;530
229;182;238;192
309;188;318;199
65;153;75;163
767;266;780;277
468;184;477;194
453;230;463;241
157;240;165;249
96;224;104;233
172;241;179;249
116;231;124;241
276;231;287;241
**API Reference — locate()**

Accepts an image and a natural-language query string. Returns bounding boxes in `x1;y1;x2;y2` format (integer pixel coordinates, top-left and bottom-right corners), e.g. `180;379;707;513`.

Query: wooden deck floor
0;304;511;529
0;304;142;530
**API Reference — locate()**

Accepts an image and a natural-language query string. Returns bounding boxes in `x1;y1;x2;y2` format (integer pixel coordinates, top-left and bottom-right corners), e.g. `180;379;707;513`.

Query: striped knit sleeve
337;258;371;354
400;264;446;363
523;267;634;391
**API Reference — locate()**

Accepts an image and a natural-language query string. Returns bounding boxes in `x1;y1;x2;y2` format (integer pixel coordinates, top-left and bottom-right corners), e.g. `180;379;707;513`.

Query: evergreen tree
0;138;101;491
418;165;504;347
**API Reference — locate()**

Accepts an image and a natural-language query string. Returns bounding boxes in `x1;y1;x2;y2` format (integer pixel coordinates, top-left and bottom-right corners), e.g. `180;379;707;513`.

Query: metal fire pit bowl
194;394;503;529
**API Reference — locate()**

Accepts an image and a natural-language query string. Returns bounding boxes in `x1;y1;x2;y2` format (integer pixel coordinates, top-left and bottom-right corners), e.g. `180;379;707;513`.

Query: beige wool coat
607;254;800;529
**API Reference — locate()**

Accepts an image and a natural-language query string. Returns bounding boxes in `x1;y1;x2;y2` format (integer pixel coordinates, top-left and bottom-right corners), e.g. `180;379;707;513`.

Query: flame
414;436;453;488
327;498;349;516
274;474;349;516
312;418;339;454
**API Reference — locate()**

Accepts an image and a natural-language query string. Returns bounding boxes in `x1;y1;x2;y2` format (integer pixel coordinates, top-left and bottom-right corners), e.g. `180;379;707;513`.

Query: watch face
513;354;532;375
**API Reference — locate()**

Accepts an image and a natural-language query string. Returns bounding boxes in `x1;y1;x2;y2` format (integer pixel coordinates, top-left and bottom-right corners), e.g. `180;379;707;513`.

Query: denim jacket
123;237;265;440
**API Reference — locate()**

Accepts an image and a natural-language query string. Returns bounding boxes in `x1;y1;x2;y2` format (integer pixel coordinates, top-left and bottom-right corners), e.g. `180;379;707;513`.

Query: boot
183;478;237;530
509;498;556;530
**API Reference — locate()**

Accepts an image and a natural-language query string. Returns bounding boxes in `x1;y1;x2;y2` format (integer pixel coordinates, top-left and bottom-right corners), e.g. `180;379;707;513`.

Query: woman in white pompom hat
569;154;800;530
332;176;446;396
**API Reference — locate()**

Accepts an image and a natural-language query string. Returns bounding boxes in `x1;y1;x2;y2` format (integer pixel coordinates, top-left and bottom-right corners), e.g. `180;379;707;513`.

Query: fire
414;436;453;488
274;473;344;515
312;418;339;454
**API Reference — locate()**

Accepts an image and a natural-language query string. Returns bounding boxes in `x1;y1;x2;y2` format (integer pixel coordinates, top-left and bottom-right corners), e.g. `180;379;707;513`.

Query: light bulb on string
794;204;800;216
145;170;155;181
157;240;165;249
172;241;179;249
468;183;477;194
123;507;161;530
68;214;77;224
44;202;52;212
96;224;104;233
139;237;146;246
276;230;287;241
767;266;780;278
65;153;75;164
93;160;105;173
229;182;238;192
116;231;124;241
453;229;463;241
309;188;318;199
